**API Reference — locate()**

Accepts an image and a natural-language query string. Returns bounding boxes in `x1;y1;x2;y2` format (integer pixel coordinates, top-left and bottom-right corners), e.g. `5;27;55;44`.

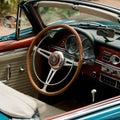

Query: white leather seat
0;82;37;118
0;82;65;120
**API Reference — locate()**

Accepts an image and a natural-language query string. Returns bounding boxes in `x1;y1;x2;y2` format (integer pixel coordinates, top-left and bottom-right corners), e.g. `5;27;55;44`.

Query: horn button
48;51;65;69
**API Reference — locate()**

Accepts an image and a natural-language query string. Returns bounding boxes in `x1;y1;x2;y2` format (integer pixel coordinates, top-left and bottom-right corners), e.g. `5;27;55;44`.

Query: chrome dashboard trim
95;59;120;71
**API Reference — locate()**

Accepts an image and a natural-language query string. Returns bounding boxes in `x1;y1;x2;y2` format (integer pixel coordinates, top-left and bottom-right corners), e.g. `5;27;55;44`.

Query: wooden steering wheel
26;24;83;96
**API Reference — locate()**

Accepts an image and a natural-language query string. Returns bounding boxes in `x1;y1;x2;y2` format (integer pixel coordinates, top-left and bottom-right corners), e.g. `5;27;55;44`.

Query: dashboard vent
102;51;112;62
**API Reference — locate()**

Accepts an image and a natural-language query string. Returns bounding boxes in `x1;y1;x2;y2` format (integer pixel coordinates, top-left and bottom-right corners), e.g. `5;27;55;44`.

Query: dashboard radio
100;74;120;89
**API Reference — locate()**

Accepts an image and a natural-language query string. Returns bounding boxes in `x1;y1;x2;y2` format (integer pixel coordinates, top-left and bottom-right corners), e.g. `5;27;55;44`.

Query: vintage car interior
0;0;120;119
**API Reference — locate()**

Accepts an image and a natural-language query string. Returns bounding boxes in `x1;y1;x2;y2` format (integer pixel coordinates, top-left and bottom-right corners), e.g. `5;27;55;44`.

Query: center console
83;45;120;90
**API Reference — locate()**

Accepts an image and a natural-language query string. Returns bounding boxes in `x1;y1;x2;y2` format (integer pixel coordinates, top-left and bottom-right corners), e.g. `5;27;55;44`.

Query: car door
0;2;41;98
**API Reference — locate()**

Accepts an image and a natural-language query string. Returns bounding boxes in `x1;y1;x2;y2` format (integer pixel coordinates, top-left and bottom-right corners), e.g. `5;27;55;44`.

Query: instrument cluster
65;32;95;64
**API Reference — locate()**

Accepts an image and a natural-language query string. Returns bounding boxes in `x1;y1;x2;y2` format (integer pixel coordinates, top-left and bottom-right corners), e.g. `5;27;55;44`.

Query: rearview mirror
97;27;115;38
3;15;16;29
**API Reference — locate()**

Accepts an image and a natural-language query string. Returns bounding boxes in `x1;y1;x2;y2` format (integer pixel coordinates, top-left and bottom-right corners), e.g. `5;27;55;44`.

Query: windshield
37;0;120;26
38;6;111;26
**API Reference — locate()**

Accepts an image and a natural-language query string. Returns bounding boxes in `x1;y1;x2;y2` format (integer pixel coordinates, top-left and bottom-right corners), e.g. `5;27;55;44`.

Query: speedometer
81;34;95;63
65;35;78;54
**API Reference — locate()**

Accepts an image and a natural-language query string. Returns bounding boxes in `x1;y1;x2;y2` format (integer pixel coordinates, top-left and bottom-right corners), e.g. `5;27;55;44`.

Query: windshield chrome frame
36;1;120;24
15;5;22;39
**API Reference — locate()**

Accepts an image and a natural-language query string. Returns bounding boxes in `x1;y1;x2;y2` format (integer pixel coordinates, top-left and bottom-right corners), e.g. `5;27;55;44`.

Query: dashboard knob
91;71;97;78
110;55;120;65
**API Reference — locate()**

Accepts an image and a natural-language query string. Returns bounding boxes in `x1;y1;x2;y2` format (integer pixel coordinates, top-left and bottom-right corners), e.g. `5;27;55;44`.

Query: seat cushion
0;82;37;119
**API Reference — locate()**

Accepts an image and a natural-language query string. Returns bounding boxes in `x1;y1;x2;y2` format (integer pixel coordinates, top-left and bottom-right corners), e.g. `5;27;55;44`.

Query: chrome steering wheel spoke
42;68;57;91
34;46;51;59
64;58;78;67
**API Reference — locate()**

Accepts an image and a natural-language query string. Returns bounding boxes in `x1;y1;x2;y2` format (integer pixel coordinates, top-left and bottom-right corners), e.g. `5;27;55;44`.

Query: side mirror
3;15;16;29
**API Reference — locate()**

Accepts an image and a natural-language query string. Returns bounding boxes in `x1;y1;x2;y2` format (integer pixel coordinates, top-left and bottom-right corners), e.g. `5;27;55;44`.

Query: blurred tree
0;0;21;17
0;0;10;17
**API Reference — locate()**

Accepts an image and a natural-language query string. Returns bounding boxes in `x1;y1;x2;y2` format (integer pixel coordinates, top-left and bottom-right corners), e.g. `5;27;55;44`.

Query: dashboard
81;34;120;90
48;26;120;90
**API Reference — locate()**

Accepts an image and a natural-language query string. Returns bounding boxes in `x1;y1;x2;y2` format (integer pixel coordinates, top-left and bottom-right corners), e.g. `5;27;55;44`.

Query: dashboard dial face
65;33;95;63
65;35;78;54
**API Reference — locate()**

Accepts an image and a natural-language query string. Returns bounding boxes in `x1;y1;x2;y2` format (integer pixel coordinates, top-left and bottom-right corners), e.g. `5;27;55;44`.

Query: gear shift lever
91;89;97;103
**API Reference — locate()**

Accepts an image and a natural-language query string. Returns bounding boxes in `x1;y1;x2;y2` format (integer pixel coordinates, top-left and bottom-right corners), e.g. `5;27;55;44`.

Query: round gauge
65;35;78;54
81;35;95;60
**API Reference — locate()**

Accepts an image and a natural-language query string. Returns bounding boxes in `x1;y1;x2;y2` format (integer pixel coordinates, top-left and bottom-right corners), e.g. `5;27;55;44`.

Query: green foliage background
0;0;21;17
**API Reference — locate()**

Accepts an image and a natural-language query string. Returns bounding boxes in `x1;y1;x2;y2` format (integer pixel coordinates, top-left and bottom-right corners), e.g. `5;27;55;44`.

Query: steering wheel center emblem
52;55;58;63
48;51;65;69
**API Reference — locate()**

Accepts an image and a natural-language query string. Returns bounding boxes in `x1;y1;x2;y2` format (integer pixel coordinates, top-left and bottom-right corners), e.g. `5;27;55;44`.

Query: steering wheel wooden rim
26;24;83;96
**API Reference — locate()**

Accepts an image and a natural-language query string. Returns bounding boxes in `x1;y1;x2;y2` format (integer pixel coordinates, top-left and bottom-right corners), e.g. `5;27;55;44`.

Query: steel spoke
64;58;78;67
34;46;51;59
42;68;57;91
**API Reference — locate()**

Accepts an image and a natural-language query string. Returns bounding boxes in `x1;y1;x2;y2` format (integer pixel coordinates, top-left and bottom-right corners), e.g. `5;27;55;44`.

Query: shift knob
91;89;97;103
